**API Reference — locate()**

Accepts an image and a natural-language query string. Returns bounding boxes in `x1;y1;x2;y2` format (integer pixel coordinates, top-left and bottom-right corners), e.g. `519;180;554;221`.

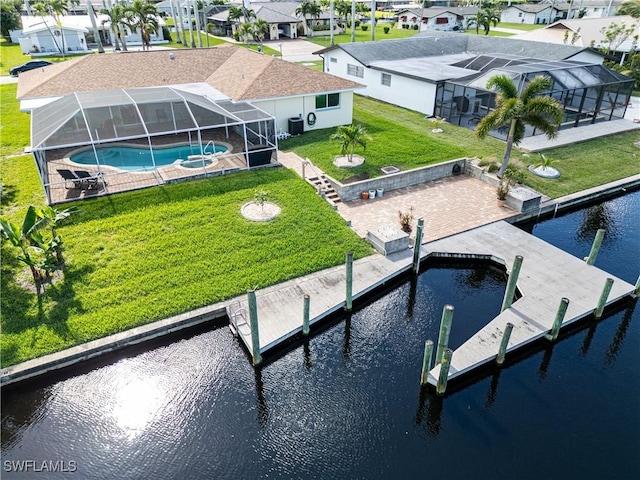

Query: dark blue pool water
2;191;639;479
70;144;227;171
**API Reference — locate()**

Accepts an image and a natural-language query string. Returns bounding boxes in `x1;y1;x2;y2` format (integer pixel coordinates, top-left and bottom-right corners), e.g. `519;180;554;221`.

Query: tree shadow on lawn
1;251;94;343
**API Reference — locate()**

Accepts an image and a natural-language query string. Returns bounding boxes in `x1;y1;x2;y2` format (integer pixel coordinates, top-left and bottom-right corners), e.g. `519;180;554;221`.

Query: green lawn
0;161;371;367
165;32;280;56
308;24;419;48
0;39;79;76
497;22;547;31
0;84;31;157
280;95;640;197
463;29;515;37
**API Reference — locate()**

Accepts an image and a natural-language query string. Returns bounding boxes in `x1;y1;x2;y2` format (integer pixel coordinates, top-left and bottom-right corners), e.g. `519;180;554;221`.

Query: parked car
10;60;52;76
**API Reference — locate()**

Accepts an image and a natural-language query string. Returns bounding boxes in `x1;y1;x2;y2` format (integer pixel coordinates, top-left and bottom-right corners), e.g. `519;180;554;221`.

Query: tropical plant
599;21;637;56
618;0;640;18
398;206;414;233
476;74;564;178
296;1;322;35
31;0;79;54
101;2;129;51
1;206;56;293
496;167;516;200
228;5;255;24
35;205;79;268
254;189;269;211
252;18;269;47
124;0;159;51
536;154;557;170
0;0;22;37
330;124;371;162
237;21;253;44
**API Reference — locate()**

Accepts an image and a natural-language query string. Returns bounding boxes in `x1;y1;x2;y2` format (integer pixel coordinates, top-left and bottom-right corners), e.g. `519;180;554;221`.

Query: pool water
70;144;228;171
2;191;639;479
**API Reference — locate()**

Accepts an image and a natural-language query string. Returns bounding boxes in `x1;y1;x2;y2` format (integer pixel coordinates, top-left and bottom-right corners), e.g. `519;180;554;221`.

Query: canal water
2;192;639;479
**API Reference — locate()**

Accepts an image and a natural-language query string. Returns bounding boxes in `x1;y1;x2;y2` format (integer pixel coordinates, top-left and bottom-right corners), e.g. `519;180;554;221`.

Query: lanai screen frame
433;58;633;137
30;86;278;203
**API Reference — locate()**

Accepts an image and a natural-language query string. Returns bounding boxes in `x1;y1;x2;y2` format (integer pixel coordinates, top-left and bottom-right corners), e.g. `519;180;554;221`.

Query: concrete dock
230;220;635;381
425;221;636;387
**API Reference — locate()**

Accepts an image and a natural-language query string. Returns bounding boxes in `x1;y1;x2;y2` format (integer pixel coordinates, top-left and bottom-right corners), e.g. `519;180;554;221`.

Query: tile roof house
18;45;362;133
18;45;362;203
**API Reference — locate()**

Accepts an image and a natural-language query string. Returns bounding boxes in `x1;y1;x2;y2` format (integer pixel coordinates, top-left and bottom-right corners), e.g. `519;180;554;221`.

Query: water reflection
605;301;636;365
577;203;617;242
414;387;443;438
1;191;638;480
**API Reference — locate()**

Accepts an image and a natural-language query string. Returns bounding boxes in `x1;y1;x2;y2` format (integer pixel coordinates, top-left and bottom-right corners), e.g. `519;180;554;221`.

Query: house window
315;93;340;110
436;17;448;24
330;57;337;63
518;12;522;17
347;64;364;78
381;73;391;86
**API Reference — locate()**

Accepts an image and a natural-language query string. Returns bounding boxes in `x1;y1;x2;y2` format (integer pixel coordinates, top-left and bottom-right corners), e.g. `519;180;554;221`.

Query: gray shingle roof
317;32;598;66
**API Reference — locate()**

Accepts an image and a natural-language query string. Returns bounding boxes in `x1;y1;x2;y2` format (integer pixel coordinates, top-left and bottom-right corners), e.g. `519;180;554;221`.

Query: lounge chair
58;169;84;189
74;170;101;189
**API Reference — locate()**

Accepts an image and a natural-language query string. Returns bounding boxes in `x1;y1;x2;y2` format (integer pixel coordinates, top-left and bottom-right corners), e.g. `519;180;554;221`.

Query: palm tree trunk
498;119;517;178
351;0;356;43
87;0;105;53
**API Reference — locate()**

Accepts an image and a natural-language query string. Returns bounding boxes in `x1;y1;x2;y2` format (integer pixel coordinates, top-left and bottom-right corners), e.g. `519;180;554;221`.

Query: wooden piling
413;217;424;274
585;229;605;265
436;348;453;395
247;290;262;366
496;323;514;365
420;339;434;385
435;305;454;365
302;294;310;336
345;251;353;312
546;297;569;341
501;255;523;312
594;277;614;318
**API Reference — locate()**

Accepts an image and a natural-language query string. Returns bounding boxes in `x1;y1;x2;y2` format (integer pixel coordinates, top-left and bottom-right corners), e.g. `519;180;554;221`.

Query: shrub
383;26;390;34
355;20;360;28
413;24;419;30
361;25;368;31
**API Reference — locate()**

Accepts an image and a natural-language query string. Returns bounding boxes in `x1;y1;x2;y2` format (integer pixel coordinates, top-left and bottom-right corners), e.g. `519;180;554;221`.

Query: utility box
288;117;304;135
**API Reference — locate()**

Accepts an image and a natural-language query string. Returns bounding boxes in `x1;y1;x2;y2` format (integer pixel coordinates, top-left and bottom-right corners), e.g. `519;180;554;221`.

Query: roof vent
169;53;175;60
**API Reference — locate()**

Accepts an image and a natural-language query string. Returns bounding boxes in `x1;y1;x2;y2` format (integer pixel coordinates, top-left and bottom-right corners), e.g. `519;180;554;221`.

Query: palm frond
486;74;519;100
520;75;553;104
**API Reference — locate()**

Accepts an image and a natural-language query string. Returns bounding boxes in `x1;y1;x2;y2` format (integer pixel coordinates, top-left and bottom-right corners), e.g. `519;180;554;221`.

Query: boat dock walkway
229;249;414;356
231;221;635;385
425;221;635;386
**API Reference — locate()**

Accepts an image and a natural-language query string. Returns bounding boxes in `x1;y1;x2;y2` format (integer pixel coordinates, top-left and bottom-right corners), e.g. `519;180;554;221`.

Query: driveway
1;75;18;84
263;38;322;63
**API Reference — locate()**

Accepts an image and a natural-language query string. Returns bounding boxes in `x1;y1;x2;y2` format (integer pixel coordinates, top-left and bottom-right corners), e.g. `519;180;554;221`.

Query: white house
19;22;89;55
514;15;640;58
316;32;633;138
397;7;477;32
500;4;558;25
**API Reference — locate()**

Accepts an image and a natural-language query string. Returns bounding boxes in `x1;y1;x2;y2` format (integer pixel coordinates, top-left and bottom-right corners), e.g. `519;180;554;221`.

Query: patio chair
57;169;84;189
74;170;102;190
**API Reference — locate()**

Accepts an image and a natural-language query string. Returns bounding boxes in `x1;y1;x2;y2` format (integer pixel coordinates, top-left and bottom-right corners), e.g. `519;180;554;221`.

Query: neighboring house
17;46;361;203
18;15;167;53
567;0;625;18
19;21;89;55
316;32;633;137
397;7;477;32
500;4;559;25
514;15;640;57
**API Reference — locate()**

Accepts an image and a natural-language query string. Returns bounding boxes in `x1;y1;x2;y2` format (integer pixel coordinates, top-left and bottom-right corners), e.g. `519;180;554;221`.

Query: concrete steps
308;174;341;209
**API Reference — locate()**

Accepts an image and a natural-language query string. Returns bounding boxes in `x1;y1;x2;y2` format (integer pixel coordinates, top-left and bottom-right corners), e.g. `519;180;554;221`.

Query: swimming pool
70;144;228;172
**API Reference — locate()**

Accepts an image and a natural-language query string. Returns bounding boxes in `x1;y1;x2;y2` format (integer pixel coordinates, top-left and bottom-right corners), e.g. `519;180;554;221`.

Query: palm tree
618;0;640;18
32;0;78;54
125;0;159;51
330;124;371;162
252;18;269;48
237;21;253;45
295;1;322;36
101;2;129;51
476;75;564;178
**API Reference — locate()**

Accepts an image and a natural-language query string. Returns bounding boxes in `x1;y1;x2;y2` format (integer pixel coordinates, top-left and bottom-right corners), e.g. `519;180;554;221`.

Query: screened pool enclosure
31;86;278;204
433;57;634;140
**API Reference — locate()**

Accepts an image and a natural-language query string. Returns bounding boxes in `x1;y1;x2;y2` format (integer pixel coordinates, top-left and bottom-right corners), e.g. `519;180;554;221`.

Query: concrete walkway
263;38;321;62
519;119;640;152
